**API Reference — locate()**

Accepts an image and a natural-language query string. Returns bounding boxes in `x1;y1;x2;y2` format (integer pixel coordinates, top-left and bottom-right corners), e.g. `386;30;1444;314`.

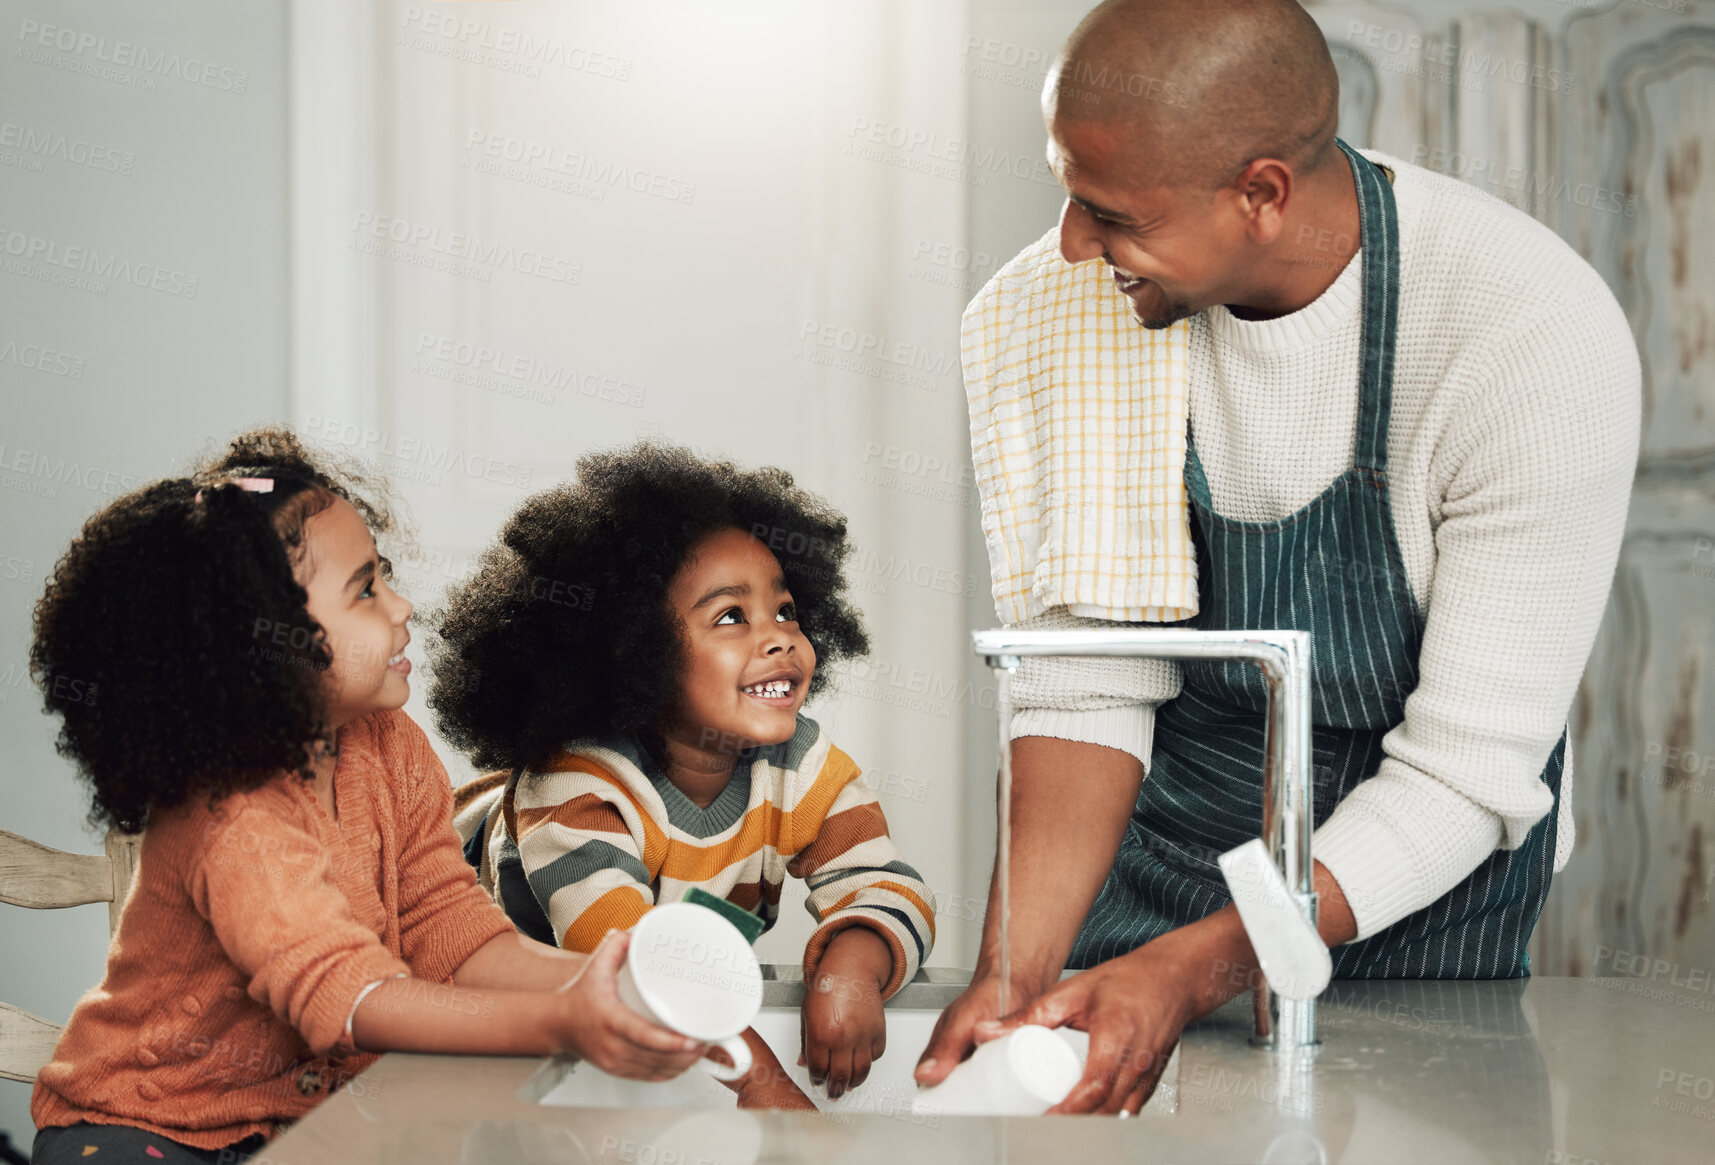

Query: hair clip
194;477;276;504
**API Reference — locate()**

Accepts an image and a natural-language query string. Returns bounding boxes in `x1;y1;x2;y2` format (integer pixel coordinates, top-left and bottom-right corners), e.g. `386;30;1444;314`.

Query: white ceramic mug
618;902;763;1082
911;1025;1083;1116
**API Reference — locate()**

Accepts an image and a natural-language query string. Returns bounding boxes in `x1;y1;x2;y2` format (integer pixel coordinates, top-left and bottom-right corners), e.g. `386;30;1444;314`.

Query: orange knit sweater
31;709;517;1149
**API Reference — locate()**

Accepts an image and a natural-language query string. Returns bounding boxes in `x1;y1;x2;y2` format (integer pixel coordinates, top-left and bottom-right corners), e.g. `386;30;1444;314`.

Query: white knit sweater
1005;149;1640;942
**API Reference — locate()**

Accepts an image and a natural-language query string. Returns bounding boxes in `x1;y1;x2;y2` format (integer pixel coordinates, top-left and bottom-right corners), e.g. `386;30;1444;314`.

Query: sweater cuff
1010;704;1157;770
1312;774;1504;941
309;948;413;1058
803;913;915;1001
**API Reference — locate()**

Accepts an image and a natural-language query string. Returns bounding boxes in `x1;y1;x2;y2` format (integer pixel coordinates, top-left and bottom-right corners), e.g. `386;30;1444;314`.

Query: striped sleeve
511;762;660;952
787;758;936;999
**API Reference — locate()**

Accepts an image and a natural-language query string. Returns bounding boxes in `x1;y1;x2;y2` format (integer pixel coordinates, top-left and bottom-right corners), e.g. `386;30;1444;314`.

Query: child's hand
738;1081;818;1110
735;1062;819;1111
799;927;894;1099
718;1027;818;1110
550;930;708;1080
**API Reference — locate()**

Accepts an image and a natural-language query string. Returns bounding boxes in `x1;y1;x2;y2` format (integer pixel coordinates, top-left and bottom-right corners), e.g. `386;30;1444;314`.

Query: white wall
284;0;988;971
0;0;289;1142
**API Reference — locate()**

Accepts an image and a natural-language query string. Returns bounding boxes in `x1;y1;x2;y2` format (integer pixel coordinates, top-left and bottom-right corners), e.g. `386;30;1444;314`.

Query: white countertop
262;977;1715;1164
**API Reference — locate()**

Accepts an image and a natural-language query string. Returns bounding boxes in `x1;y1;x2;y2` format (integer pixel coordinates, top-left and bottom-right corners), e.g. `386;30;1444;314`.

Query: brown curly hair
428;441;869;773
30;427;396;832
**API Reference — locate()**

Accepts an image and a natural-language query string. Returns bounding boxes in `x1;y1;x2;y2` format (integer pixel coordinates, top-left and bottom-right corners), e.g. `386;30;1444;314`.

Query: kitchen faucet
972;627;1330;1056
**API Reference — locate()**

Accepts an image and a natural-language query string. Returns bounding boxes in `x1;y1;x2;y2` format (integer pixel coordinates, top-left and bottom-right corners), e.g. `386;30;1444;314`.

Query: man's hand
912;972;1041;1088
800;926;893;1099
976;941;1197;1115
971;868;1356;1117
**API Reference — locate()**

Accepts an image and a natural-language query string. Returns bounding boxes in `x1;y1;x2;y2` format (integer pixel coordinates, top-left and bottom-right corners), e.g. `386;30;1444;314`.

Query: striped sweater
465;715;934;997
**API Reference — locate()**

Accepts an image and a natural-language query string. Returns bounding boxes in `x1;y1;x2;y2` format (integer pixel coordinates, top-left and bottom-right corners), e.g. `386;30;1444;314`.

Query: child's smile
660;526;815;794
740;675;798;703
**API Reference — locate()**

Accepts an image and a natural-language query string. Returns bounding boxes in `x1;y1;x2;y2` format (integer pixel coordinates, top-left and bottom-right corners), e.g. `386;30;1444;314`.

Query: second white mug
616;902;763;1082
911;1025;1083;1116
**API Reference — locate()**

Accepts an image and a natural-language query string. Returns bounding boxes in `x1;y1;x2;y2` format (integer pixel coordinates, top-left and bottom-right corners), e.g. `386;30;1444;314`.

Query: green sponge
684;886;765;946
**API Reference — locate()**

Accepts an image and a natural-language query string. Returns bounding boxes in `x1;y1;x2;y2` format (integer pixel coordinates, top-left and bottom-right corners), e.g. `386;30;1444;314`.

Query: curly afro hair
429;441;869;773
30;427;396;833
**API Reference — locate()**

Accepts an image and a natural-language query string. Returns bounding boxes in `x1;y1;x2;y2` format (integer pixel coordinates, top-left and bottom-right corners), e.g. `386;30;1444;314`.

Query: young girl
27;429;707;1165
431;442;936;1109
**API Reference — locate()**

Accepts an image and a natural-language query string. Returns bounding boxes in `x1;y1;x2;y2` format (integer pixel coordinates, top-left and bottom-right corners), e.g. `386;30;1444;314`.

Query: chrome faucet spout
971;627;1322;1055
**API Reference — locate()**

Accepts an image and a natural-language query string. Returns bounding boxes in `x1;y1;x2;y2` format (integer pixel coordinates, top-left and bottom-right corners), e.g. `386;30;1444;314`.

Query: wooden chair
0;829;141;1083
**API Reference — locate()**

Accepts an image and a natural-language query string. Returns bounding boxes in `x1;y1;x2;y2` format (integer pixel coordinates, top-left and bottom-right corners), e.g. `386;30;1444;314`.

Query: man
915;0;1639;1115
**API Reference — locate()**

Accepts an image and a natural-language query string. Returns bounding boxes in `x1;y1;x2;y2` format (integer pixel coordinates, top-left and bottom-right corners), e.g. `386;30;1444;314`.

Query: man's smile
1111;266;1149;295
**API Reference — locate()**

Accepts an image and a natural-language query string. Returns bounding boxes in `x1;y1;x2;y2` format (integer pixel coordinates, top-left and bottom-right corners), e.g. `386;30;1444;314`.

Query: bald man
916;0;1639;1115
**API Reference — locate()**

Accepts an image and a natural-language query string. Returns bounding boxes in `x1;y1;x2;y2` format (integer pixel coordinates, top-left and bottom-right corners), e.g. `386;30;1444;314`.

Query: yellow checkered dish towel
963;227;1198;625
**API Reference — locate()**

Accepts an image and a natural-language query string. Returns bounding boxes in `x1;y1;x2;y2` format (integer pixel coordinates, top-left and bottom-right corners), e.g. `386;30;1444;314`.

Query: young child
27;429;708;1165
431;442;936;1108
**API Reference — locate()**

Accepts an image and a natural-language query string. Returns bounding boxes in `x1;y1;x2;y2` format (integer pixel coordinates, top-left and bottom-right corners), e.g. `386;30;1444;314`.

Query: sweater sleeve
388;716;518;983
788;749;936;999
1006;608;1182;770
511;765;656;952
188;806;410;1058
1314;288;1640;940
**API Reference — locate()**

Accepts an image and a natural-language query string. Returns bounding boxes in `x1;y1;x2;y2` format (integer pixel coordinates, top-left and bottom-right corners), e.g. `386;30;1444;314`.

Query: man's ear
1231;158;1294;244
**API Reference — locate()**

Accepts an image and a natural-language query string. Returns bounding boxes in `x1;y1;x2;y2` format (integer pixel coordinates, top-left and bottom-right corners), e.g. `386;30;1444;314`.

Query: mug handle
698;1035;752;1082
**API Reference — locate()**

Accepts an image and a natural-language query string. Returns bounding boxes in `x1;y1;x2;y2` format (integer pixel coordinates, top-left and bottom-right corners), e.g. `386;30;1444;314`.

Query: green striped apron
1070;139;1564;980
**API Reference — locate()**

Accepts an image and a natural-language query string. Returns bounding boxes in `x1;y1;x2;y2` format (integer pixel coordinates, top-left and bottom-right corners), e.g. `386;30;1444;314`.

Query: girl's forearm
350;975;565;1055
450;930;588;992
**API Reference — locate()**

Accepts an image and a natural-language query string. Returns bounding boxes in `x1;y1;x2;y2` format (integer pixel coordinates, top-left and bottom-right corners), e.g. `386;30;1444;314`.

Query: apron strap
1334;138;1401;476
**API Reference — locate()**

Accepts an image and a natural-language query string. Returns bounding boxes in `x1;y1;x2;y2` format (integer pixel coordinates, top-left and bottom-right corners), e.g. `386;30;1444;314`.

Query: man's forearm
1169;859;1359;1019
969;732;1360;1011
975;735;1143;992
